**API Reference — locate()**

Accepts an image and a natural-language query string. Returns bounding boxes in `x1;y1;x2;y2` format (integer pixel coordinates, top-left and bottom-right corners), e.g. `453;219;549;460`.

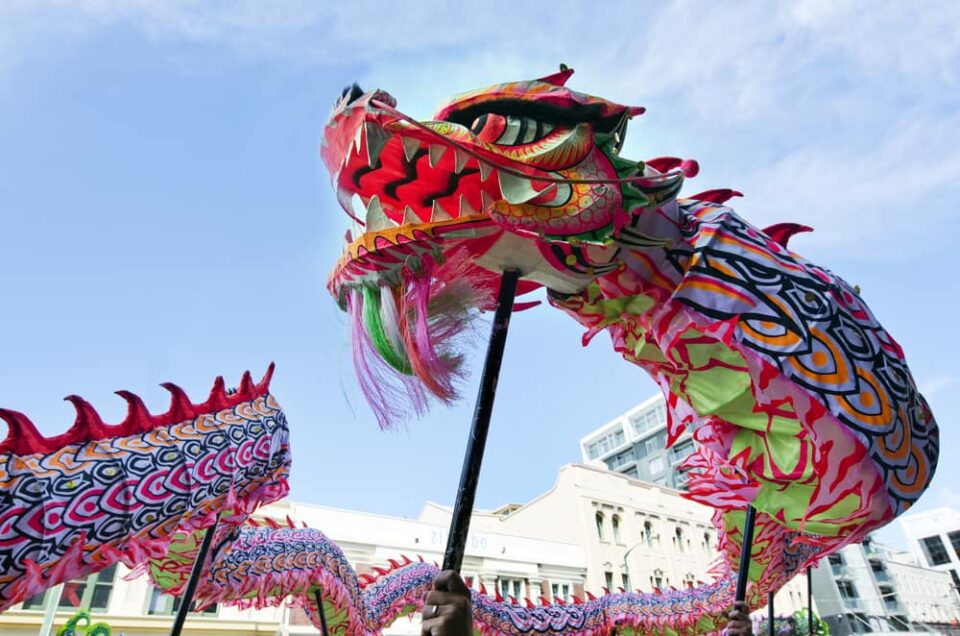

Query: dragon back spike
160;383;197;422
114;390;156;434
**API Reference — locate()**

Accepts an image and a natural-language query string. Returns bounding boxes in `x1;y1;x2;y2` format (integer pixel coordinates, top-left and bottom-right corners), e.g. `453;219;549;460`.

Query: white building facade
810;537;960;636
901;508;960;590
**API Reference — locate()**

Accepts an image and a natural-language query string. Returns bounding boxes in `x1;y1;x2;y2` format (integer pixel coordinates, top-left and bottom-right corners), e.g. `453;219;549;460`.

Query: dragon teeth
364;122;390;168
401;137;422;162
453;150;470;174
402;205;420;224
364;195;395;231
459;195;477;217
481;190;495;211
478;161;493;181
431;200;453;222
428;144;447;168
337;186;356;217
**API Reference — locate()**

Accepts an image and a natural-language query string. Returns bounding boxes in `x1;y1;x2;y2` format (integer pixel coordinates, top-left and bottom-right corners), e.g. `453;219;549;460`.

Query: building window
607;448;636;470
596;512;606;541
643;520;657;545
605;572;614;591
499;578;524;602
703;531;712;551
22;564;117;611
651;571;664;590
551;583;571;602
622;573;630;591
148;587;218;615
670;439;695;465
612;515;622;543
837;580;859;599
948;531;960;560
922;536;952;566
675;527;684;552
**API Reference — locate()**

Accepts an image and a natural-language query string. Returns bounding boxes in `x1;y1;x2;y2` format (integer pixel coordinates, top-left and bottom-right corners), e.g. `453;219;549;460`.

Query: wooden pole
169;519;219;636
735;505;758;602
314;587;330;636
441;269;520;573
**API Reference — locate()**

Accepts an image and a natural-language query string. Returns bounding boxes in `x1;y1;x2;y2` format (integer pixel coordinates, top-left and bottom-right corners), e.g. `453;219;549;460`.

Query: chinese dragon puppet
0;69;937;636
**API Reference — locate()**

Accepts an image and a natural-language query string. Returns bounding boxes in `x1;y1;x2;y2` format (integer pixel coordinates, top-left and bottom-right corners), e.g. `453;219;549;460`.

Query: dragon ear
538;65;574;86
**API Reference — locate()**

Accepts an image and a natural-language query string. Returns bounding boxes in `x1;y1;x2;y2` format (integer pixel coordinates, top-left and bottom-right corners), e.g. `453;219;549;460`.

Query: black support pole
807;565;814;635
768;590;775;636
735;504;758;603
169;517;219;636
442;269;521;573
314;587;330;636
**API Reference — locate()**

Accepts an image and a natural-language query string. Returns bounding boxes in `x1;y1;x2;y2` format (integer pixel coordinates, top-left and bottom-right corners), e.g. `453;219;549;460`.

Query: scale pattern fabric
0;368;290;612
320;68;939;628
148;521;815;635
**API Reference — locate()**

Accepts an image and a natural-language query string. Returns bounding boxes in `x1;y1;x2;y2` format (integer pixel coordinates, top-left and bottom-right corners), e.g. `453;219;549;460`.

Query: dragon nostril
339;83;364;106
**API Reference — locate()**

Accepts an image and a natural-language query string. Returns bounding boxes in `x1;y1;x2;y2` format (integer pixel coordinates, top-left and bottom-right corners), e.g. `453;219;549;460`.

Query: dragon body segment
146;521;755;635
0;367;290;612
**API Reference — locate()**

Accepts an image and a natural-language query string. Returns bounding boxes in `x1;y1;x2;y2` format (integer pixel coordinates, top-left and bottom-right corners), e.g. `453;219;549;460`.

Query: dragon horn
537;65;575;86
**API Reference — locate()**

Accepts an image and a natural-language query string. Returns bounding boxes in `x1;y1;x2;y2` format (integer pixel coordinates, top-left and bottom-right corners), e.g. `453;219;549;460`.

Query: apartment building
579;394;696;490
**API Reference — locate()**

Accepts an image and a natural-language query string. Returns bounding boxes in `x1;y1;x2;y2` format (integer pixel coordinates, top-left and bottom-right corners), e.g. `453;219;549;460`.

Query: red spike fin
204;376;230;412
402;555;412;565
285;515;295;528
0;408;50;454
160;383;196;422
601;587;609;595
64;395;109;440
617;587;625;593
388;559;400;569
585;591;596;601
115;390;155;434
537;66;574;86
479;583;487;596
525;598;535;609
373;566;389;576
553;596;565;605
359;574;375;586
494;588;503;602
572;595;583;605
646;156;698;177
689;189;743;204
265;518;279;529
762;222;814;248
509;595;517;605
257;363;275;393
539;596;550;607
237;371;255;400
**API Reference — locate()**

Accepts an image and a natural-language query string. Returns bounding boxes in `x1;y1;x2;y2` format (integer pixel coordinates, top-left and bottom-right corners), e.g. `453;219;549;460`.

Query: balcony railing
841;597;863;610
873;569;891;582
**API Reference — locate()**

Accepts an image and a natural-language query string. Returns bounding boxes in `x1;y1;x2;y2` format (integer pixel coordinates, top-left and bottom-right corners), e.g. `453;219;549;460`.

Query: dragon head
323;67;696;423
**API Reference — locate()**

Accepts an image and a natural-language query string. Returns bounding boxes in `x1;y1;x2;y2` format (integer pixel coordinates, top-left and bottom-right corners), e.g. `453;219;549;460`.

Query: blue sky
1;1;958;549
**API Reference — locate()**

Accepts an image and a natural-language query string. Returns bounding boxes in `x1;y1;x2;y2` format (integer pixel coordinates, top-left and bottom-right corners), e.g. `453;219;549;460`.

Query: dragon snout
339;83;364;106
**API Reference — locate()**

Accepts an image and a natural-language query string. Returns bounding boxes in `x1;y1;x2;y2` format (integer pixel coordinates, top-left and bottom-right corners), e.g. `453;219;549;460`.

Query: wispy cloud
3;1;958;256
922;375;960;398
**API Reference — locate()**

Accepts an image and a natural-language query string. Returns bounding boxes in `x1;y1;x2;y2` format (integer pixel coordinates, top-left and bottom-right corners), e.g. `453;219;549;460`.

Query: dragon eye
469;114;556;146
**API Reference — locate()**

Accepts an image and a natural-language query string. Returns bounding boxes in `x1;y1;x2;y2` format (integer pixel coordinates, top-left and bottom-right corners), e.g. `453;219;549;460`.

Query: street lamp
621;538;658;591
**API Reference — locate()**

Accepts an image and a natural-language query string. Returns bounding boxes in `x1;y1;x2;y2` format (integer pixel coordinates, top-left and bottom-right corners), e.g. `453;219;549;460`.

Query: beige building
459;463;810;615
